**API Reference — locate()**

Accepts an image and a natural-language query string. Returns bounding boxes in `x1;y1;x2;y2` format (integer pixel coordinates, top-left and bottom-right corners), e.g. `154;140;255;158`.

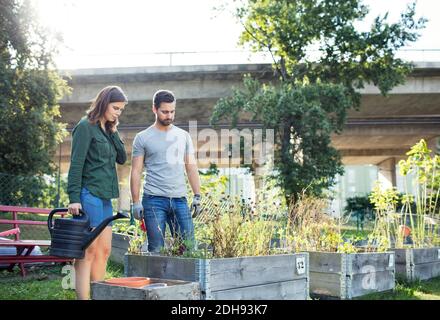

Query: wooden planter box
309;252;395;299
393;247;440;281
91;277;200;300
124;253;309;300
110;233;132;264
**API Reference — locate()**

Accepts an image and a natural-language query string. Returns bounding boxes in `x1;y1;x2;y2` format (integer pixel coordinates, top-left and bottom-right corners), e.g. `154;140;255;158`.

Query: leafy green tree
211;0;426;200
0;0;69;205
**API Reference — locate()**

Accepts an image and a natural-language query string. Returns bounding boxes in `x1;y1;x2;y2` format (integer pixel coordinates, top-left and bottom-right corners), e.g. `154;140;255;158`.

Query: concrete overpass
56;63;440;207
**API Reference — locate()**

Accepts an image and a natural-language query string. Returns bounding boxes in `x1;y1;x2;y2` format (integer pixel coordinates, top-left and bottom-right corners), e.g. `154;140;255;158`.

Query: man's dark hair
153;90;175;109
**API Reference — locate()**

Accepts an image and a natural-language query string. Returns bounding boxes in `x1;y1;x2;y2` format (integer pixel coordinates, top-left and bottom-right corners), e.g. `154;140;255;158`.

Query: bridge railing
56;49;440;70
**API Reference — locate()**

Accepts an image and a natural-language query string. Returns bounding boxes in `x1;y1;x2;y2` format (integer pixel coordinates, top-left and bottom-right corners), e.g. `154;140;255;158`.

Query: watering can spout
83;211;129;249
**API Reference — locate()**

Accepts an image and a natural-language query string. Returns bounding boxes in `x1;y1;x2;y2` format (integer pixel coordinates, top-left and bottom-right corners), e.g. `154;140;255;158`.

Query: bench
0;205;73;277
0;227;20;238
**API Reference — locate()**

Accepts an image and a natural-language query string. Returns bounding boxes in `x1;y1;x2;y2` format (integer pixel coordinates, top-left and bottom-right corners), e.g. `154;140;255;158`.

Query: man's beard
158;118;173;126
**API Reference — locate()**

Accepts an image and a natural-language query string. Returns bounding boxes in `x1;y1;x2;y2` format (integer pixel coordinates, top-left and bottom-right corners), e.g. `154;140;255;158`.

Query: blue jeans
142;195;194;253
76;187;113;228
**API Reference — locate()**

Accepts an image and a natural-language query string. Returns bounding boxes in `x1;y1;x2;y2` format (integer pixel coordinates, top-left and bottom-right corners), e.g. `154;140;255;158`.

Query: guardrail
56;49;440;70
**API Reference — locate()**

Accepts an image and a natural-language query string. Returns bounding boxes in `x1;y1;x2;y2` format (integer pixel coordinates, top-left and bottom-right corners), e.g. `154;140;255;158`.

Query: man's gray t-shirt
132;125;195;198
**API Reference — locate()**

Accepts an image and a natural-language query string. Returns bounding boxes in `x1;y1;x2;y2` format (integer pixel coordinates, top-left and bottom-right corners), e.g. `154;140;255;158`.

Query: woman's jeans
76;187;113;228
142;195;195;253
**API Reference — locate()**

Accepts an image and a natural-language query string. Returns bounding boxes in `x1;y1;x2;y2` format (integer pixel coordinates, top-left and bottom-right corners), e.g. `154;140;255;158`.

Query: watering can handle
47;208;87;235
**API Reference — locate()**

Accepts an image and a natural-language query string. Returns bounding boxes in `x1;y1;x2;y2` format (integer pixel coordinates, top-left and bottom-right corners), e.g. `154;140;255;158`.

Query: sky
33;0;440;70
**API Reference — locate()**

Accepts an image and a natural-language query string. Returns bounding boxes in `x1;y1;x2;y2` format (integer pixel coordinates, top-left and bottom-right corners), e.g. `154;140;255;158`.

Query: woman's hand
68;203;82;215
109;119;119;133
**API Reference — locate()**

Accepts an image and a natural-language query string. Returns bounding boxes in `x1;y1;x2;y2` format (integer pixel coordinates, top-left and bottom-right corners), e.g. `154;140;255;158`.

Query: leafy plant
284;193;358;253
344;194;375;231
344;195;374;217
112;220;146;254
368;139;440;250
0;173;69;208
0;1;70;186
194;193;282;258
398;139;440;247
212;0;426;201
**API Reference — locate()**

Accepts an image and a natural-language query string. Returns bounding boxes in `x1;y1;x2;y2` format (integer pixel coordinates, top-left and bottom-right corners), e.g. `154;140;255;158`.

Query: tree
211;0;426;200
0;0;69;205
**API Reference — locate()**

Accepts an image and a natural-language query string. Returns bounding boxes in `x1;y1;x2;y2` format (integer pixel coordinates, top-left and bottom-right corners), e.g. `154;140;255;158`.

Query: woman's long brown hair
87;86;128;132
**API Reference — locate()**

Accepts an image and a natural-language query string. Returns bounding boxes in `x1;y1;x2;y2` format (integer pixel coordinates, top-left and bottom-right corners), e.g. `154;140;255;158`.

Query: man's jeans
142;194;195;253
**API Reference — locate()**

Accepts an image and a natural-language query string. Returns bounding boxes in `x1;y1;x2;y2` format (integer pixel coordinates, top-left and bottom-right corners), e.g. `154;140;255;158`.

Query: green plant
344;194;375;231
112;220;136;235
398;139;440;247
117;220;146;254
368;140;440;250
212;0;426;201
368;182;402;251
164;189;286;259
284;193;358;253
208;195;279;258
0;1;70;190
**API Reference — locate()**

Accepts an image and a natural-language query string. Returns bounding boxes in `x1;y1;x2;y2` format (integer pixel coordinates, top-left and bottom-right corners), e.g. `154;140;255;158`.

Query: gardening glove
191;194;202;218
132;202;144;220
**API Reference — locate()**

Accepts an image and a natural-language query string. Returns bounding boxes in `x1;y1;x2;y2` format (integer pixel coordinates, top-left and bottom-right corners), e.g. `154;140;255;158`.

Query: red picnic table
0;240;73;277
0;205;73;277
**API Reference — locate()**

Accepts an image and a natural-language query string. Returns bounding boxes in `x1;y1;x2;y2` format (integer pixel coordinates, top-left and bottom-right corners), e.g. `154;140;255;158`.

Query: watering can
47;208;129;259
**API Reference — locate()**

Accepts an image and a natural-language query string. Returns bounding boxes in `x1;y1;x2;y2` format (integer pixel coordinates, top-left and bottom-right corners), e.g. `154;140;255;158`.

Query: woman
67;86;128;300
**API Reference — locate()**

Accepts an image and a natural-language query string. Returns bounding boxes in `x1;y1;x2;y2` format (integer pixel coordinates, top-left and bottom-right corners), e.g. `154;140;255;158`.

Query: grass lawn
358;277;440;300
0;260;124;300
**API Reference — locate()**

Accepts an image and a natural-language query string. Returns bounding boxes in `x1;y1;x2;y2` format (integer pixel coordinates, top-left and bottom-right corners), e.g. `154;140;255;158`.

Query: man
130;89;202;253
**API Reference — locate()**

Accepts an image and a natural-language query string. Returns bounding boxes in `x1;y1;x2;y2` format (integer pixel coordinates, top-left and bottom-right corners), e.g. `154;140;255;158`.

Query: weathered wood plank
411;247;440;265
308;252;343;273
126;255;199;281
393;247;440;281
412;261;440;281
309;272;342;298
208;254;308;291
349;252;395;274
143;282;200;300
395;263;409;277
109;247;128;264
210;279;308;300
349;270;395;298
112;233;131;249
91;278;200;300
91;283;146;300
393;249;410;264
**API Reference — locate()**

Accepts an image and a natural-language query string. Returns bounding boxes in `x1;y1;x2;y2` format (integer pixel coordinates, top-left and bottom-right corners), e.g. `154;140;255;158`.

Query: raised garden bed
309;251;395;299
91;277;200;300
110;233;132;264
124;253;309;300
393;247;440;281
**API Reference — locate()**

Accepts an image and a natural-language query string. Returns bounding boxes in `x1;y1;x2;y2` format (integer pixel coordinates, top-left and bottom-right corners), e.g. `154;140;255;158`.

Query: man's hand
132;202;144;220
191;194;202;218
